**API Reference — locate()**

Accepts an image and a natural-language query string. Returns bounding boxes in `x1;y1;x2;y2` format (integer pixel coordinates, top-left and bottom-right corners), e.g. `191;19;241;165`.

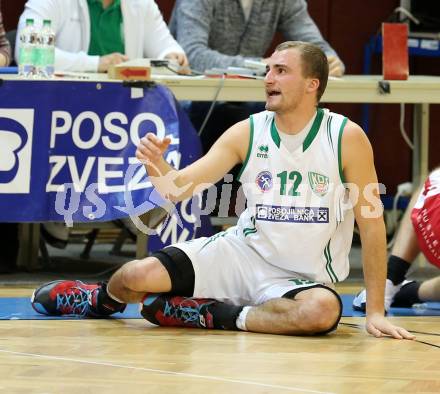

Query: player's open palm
136;133;171;165
366;313;415;340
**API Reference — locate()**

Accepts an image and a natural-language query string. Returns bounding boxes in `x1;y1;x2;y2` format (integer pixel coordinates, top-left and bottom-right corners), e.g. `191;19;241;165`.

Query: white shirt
240;0;254;21
16;0;185;72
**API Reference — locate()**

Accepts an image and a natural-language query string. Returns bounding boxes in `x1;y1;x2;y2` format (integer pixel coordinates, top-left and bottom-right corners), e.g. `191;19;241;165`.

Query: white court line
0;348;333;394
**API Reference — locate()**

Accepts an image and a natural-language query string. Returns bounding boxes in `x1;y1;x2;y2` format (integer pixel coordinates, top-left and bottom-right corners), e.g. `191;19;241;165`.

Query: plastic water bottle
18;18;38;77
37;19;55;78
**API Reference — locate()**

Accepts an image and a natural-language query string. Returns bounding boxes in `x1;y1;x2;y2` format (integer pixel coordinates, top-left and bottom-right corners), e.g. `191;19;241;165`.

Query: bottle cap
43;19;51;26
25;18;34;25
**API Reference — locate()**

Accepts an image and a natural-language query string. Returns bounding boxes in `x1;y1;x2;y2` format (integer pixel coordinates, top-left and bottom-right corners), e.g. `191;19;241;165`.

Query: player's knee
120;257;168;292
295;291;341;334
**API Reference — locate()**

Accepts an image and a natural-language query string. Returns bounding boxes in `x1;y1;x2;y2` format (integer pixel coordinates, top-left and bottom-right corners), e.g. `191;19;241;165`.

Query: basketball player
354;168;440;311
32;41;414;339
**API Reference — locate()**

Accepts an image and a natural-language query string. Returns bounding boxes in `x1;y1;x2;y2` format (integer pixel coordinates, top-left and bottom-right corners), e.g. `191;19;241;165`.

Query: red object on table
382;23;409;80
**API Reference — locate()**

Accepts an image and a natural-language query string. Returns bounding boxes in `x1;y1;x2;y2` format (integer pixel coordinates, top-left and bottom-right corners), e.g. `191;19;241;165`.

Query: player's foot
141;295;241;329
389;280;419;307
31;280;124;317
352;279;414;312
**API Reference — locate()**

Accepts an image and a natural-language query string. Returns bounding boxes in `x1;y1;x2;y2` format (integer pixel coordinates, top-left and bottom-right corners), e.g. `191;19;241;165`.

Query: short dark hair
275;41;329;102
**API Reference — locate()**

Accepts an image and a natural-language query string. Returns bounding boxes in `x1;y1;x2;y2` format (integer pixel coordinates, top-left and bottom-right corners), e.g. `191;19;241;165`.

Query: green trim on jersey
242;215;257;237
303;108;324;152
243;228;257;237
324;240;338;283
270;108;324;151
237;116;254;181
200;231;227;250
337;117;348;183
326;116;334;153
270;119;281;148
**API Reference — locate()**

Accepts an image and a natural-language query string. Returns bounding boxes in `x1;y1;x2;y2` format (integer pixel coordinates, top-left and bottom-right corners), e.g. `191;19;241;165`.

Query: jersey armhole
237;116;254;182
337;117;348;184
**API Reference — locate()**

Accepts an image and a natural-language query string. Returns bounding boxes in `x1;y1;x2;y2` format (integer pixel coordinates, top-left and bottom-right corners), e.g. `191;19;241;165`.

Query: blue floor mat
342;294;440;317
0;297;141;320
0;295;439;320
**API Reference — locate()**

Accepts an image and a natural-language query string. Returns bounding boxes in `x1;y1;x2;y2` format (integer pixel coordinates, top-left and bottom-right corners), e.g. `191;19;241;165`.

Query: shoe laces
56;286;96;316
163;298;213;324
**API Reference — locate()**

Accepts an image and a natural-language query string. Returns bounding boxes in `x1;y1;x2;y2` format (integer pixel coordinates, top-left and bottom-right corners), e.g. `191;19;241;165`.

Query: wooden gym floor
0;285;438;393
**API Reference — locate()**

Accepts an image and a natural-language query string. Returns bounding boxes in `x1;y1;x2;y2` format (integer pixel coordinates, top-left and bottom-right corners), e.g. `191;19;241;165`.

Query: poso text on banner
0;79;209;250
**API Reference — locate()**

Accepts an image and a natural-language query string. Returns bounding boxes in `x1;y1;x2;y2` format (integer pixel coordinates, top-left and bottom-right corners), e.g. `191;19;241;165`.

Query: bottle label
19;46;33;65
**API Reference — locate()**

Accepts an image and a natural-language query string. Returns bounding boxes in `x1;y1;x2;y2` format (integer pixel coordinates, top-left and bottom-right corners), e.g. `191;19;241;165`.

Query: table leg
17;223;41;271
412;103;429;187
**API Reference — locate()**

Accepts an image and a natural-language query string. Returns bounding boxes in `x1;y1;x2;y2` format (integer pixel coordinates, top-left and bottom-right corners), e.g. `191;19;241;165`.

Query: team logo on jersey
257;145;269;158
255;170;273;192
308;171;329;197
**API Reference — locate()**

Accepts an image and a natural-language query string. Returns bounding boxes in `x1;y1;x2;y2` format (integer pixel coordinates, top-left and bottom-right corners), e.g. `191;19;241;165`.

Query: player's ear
307;78;319;94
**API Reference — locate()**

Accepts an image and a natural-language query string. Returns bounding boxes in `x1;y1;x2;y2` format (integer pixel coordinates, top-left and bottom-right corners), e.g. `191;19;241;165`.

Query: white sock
235;306;252;331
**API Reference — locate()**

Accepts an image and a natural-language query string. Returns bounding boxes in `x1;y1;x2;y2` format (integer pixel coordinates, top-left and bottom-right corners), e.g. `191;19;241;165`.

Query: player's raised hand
136;133;171;165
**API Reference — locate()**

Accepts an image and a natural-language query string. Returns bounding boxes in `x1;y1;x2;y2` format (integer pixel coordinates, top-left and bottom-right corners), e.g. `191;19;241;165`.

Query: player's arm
136;119;250;202
341;120;415;340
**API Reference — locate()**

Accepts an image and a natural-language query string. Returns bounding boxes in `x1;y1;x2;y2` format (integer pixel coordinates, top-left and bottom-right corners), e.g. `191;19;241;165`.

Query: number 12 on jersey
277;170;302;196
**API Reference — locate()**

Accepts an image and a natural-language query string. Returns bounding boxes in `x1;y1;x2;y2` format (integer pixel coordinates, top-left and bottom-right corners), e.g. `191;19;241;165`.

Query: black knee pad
151;247;195;296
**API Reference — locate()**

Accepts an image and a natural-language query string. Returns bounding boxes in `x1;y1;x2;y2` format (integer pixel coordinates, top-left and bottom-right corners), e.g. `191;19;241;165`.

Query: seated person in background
170;0;344;76
15;0;188;72
170;0;344;154
353;168;440;311
0;0;11;66
16;0;189;247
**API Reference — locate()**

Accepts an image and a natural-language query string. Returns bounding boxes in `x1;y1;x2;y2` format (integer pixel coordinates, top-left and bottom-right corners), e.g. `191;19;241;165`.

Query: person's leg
142;285;341;335
141;287;342;335
141;272;342;335
419;276;440;301
106;256;171;303
353;185;426;312
390;170;440;307
245;286;342;335
0;223;19;273
387;187;422;285
31;247;190;317
140;233;341;335
392;274;440;307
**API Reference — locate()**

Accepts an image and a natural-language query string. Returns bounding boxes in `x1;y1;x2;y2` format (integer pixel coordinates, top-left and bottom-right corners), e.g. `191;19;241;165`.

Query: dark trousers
0;223;19;273
186;101;266;154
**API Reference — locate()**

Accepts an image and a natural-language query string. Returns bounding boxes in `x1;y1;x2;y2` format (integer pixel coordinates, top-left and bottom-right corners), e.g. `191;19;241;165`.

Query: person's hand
366;313;415;339
327;55;344;77
165;52;190;75
98;52;129;72
136;132;171;166
0;53;8;67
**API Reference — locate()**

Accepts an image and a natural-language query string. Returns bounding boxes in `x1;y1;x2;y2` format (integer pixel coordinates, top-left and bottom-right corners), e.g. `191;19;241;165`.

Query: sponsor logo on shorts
256;204;329;223
255;170;273;192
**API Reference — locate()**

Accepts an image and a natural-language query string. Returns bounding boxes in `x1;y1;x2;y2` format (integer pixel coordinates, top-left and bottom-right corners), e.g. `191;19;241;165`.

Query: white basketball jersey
236;108;354;283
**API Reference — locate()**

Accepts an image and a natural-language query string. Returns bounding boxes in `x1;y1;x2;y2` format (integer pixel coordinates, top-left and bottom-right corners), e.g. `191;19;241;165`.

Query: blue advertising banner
0;79;211;250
